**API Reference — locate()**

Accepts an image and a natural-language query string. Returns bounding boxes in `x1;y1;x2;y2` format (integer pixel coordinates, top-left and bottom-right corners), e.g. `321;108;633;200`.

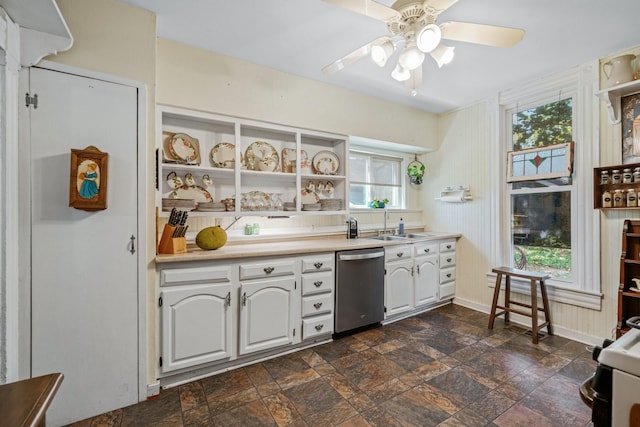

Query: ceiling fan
321;0;524;91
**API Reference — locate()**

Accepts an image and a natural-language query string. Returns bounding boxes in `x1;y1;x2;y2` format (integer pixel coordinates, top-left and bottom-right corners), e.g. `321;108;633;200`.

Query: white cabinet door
239;277;297;355
414;254;438;307
161;283;233;373
385;259;414;317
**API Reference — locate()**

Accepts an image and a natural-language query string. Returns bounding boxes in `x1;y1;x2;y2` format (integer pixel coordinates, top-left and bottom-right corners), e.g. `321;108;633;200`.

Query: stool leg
488;273;503;329
504;275;511;324
530;279;539;344
540;280;553;336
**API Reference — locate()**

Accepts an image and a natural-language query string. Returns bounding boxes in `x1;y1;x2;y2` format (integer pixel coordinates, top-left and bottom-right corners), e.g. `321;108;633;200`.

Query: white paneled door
25;67;139;425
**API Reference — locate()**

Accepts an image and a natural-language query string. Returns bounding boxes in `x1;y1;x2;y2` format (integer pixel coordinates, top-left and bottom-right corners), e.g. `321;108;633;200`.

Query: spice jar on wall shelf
602;190;613;208
627;189;638;207
623;168;633;183
601;170;610;185
614;189;626;207
612;169;622;184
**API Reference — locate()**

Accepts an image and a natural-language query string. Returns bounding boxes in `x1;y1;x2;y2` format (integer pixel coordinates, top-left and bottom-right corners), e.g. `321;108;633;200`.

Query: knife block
158;224;187;254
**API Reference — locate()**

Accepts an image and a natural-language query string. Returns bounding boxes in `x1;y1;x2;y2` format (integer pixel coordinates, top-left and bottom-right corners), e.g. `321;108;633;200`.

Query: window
349;150;403;208
508;98;574;281
492;64;601;308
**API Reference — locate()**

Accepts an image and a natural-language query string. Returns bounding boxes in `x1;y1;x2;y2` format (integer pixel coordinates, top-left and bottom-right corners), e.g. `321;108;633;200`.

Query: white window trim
488;62;602;310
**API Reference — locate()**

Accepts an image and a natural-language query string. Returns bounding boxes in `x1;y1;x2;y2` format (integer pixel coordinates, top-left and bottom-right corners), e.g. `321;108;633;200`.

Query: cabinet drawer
301;293;333;317
439;253;456;268
301;272;334;296
413;242;438;257
302;314;333;340
440;281;456;300
440;267;456;283
161;265;231;286
301;255;334;273
239;259;295;280
385;244;412;261
439;240;456;253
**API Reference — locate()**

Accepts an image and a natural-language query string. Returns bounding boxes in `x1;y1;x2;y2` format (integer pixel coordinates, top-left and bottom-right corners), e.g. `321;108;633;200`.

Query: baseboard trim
452;297;603;346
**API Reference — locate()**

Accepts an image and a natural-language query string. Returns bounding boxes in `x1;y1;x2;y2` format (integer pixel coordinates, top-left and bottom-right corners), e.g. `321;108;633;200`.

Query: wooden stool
488;266;553;344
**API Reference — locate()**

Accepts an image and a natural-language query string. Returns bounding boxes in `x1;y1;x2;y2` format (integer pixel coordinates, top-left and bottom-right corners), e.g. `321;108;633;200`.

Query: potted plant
368;197;389;208
407;162;425;185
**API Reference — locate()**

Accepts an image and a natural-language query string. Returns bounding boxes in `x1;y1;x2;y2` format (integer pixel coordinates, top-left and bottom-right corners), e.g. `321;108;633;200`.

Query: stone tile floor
69;304;596;426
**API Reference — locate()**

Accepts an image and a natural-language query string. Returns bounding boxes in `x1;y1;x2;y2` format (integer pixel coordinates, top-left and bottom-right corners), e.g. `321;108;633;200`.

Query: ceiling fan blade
422;0;459;15
440;21;524;48
404;66;423;90
322;36;391;74
323;0;400;22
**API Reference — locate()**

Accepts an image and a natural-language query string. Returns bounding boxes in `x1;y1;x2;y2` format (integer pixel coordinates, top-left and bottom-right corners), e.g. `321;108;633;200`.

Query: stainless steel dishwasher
335;247;385;333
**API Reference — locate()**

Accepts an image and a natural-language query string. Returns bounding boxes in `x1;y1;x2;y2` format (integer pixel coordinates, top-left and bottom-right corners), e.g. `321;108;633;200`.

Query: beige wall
156;39;437;149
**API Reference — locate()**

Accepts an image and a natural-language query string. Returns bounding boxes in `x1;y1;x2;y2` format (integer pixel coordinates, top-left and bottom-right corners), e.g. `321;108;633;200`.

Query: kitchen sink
368;235;409;241
396;233;438;238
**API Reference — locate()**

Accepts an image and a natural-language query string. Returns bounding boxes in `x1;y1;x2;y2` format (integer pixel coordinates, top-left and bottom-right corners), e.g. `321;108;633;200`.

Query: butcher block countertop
155;231;461;263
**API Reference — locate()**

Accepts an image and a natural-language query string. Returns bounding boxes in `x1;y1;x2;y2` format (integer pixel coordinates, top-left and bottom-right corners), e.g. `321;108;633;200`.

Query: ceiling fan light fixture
371;41;394;67
398;43;425;71
391;63;410;82
430;44;455;68
416;23;442;53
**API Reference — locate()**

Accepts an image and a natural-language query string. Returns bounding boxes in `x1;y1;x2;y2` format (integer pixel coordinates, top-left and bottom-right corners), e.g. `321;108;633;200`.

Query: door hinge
293;328;296;337
159;357;163;367
25;93;38;109
384;306;387;313
158;296;163;307
294;281;297;290
384;268;387;275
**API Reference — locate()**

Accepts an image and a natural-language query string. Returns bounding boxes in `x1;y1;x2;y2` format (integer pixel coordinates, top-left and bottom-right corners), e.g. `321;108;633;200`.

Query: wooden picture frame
69;146;109;211
506;141;574;183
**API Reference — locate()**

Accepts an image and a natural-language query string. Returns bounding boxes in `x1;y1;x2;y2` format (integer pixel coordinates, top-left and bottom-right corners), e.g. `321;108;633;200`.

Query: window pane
349;155;367;182
349;150;403;208
511;192;571;280
512;98;572;150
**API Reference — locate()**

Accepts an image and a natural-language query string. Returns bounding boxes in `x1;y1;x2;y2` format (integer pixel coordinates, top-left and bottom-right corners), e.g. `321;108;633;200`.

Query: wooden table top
0;373;63;427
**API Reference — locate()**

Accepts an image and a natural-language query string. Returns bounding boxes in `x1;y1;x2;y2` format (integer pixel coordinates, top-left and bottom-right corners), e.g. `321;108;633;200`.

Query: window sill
486;271;602;310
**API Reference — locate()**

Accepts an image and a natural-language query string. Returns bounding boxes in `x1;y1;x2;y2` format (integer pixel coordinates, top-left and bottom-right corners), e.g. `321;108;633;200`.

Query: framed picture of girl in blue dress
69;146;109;211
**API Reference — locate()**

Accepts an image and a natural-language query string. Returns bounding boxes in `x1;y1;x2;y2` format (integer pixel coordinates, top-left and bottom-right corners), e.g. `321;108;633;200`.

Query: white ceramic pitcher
603;54;636;88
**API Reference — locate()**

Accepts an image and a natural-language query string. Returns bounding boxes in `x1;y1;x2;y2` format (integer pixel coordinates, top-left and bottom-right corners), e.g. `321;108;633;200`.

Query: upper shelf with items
593;162;640;210
156;105;348;217
595;79;640;124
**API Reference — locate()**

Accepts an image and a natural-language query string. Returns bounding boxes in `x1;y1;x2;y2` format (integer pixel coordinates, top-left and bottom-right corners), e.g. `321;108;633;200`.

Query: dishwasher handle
338;251;384;261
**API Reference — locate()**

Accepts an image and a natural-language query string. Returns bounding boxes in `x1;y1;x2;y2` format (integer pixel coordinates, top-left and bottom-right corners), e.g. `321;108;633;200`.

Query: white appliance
586;317;640;426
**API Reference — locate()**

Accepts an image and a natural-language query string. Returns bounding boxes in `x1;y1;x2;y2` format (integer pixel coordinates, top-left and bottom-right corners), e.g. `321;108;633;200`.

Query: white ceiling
118;0;640;113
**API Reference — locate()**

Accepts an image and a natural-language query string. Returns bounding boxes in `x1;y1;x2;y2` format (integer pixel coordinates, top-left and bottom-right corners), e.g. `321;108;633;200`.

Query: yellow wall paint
156;38;437;149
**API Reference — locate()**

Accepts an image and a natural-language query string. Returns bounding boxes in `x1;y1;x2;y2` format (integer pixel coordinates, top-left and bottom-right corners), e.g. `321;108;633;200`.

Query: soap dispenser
399;217;404;234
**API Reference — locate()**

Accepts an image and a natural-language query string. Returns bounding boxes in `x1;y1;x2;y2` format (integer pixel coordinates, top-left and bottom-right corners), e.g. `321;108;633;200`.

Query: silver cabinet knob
314;302;323;309
264;266;274;274
315;324;324;331
314;281;323;287
314;262;323;269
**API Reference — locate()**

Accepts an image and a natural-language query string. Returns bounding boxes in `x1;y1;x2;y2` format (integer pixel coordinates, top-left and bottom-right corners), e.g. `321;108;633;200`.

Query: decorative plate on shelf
169;185;212;204
210;142;236;169
300;189;320;204
312;151;339;175
245;141;280;172
281;148;308;173
169;133;201;164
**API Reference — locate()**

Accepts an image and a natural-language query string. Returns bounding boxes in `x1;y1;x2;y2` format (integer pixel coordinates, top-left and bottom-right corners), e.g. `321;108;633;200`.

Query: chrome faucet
379;208;391;235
